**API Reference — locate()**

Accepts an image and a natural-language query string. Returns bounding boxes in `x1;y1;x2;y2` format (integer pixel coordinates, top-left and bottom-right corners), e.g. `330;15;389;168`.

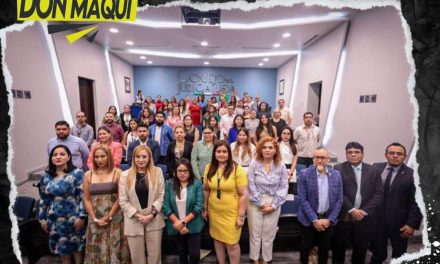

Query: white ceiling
93;4;357;68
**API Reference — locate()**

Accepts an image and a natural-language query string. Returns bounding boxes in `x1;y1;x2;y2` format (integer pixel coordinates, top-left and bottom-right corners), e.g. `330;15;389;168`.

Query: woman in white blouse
230;128;256;173
278;126;298;185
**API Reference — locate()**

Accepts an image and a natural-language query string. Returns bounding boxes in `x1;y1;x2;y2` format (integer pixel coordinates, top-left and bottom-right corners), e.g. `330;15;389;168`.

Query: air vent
302;34;319;47
241;46;272;50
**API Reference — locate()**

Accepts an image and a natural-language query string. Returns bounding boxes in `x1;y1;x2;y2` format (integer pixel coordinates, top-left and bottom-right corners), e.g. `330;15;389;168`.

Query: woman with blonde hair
119;145;165;264
246;136;289;264
83;144;131;263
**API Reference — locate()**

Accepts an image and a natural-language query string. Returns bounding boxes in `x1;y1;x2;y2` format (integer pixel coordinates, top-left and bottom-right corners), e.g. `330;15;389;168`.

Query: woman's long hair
127;145;156;189
173;158;195;199
255;113;275;140
128;118;139;133
206;140;236;181
255;136;282;165
278;126;297;156
92;144;115;172
233;128;252;161
46;145;76;177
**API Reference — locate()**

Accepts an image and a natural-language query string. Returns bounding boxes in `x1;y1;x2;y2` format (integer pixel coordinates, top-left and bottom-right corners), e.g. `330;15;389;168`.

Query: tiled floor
29;239;425;264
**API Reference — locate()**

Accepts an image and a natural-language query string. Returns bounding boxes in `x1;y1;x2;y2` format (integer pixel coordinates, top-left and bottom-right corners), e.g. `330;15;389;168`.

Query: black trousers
174;233;201;264
300;224;333;264
332;216;374;264
297;157;314;168
370;222;408;263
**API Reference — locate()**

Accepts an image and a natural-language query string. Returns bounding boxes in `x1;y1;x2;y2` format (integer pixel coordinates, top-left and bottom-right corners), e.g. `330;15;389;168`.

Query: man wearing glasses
332;142;383;264
71;111;94;148
370;143;423;263
297;147;343;264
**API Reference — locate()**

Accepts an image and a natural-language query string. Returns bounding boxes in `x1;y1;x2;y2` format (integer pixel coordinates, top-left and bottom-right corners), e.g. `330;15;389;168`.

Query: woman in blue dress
38;144;87;264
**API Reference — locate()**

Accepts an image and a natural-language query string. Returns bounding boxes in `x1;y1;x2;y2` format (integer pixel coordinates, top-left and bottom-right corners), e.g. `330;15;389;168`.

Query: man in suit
297;147;343;264
149;111;174;164
126;123;160;166
332;142;383;264
370;143;423;263
120;105;135;132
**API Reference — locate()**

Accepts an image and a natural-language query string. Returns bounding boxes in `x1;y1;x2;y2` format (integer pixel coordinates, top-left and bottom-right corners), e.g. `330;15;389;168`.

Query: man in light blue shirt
48;120;89;170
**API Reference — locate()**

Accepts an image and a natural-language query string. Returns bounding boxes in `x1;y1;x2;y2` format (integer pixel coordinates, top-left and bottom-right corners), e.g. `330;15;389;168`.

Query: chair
14;196;36;222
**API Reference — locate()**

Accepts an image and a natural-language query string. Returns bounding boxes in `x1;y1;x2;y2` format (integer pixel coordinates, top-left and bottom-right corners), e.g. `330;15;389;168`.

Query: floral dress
38;169;87;255
84;171;131;264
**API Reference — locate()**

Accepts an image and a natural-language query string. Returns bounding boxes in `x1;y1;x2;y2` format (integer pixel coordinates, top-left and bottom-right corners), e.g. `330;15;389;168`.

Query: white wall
276;56;297;110
110;53;134;108
6;23;63;196
324;6;413;163
6;23;133;197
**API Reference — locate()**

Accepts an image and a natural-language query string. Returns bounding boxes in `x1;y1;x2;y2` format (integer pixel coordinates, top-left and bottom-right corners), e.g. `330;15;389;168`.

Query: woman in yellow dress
203;140;248;264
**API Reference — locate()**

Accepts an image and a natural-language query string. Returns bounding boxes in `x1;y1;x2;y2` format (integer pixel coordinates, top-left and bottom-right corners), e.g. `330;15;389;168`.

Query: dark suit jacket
297;165;343;226
126;139;160;166
166;141;193;178
334;162;383;218
119;113;135;132
373;162;422;230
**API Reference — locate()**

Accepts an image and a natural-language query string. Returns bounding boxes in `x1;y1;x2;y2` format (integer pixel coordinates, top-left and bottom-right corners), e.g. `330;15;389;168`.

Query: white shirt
219;114;235;136
293;125;320;158
176;187;187;221
154;126;162;145
230;142;256;167
279;141;294;165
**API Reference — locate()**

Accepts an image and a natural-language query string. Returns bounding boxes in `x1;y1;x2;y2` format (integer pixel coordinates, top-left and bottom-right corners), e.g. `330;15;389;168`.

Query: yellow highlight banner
17;0;138;21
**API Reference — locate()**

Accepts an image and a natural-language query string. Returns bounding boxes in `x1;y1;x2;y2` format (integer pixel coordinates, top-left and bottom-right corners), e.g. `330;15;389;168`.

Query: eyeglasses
387;151;404;156
217;178;221;199
313;156;328;160
346;150;362;155
177;169;189;175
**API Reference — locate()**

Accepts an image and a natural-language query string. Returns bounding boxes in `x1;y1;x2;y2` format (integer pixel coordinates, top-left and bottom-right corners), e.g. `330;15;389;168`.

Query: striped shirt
191;140;214;178
247;160;289;209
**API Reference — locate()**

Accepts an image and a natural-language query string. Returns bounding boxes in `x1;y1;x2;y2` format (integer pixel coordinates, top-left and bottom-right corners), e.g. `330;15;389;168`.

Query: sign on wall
178;72;235;95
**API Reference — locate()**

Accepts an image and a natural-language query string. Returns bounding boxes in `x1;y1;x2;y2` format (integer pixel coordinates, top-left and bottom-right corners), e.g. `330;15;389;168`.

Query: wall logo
178;72;235;95
17;0;138;43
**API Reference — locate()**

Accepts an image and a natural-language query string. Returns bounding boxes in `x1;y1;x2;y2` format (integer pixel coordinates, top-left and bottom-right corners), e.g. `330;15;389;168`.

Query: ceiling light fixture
201;41;208;46
123;49;202;59
109;28;119;33
147;61;153;64
258;63;264;66
213;50;297;59
263;58;269;62
221;13;348;30
120;19;182;29
126;41;134;45
140;56;146;59
204;61;210;65
273;43;280;48
282;33;291;38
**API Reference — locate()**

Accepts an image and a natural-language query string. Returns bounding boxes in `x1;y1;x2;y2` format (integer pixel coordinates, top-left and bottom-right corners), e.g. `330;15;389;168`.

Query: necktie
354;167;362;208
384;167;394;198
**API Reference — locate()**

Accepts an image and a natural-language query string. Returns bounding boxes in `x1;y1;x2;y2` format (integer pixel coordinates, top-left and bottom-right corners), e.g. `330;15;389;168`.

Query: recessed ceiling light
126;40;134;45
140;56;146;59
204;61;210;65
263;58;269;62
282;33;291;38
201;41;209;46
109;28;119;33
273;43;280;48
258;63;264;66
147;61;153;64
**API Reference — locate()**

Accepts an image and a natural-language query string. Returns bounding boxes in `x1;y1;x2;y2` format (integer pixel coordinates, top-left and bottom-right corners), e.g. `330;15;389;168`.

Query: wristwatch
93;218;99;223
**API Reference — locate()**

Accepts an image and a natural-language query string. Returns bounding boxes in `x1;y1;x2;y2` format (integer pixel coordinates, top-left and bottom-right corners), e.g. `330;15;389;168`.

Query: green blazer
162;178;205;235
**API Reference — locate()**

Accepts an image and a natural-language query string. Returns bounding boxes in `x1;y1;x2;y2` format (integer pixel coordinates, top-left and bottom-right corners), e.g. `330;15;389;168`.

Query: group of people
38;91;422;264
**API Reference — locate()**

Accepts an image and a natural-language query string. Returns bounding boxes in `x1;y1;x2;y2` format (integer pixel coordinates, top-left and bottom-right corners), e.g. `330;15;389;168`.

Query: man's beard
57;133;68;139
156;120;164;126
316;164;326;174
139;135;147;142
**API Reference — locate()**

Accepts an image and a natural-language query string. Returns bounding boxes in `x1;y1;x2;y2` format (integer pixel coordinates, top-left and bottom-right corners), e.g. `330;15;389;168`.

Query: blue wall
133;66;278;107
